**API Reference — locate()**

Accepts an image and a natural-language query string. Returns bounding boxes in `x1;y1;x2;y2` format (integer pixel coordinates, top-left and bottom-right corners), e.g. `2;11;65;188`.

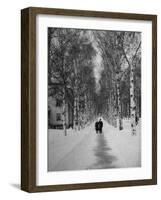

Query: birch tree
118;32;141;135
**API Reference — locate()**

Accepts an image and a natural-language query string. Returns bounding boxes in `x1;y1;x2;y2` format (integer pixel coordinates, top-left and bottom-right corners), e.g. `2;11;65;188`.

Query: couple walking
95;119;103;134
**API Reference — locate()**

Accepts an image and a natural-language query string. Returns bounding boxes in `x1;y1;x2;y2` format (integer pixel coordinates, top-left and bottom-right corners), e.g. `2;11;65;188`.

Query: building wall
48;97;71;128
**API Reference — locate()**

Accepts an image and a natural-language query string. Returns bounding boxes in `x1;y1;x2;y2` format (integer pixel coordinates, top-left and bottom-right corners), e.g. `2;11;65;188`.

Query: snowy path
48;120;141;171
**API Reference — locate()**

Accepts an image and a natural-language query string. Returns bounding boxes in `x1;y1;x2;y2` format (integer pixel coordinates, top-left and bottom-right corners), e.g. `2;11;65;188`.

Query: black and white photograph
48;27;141;172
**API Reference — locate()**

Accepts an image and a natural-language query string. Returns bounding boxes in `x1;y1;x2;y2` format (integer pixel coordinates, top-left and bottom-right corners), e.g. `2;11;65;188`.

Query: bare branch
132;41;141;64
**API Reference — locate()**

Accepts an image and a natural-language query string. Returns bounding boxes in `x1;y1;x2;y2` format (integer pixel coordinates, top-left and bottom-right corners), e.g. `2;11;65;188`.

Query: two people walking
95;119;103;134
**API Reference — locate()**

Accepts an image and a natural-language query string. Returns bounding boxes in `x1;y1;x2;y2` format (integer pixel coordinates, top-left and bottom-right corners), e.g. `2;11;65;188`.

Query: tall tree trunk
128;101;130;119
112;76;117;128
116;78;123;130
108;92;112;125
62;87;67;136
113;92;117;128
77;96;81;130
108;91;117;127
130;64;136;135
73;96;76;130
122;38;140;134
83;94;87;127
73;59;78;131
73;96;78;131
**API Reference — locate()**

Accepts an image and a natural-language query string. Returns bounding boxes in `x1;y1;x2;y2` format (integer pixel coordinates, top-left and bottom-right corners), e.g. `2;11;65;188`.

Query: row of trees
94;31;141;134
48;28;97;135
48;28;141;135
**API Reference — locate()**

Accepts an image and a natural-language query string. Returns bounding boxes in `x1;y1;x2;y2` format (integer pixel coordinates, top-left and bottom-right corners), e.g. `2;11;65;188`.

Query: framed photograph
21;7;157;192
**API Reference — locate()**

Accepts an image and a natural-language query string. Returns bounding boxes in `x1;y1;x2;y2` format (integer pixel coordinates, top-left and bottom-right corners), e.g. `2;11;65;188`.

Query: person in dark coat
95;121;99;134
99;119;103;134
135;115;139;125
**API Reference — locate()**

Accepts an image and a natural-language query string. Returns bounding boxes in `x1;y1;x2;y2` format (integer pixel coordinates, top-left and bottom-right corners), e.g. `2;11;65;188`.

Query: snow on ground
103;119;141;168
48;124;96;171
48;119;141;171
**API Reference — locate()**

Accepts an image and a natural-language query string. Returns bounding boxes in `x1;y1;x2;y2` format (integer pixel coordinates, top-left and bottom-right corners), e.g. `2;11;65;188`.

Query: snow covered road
48;120;141;171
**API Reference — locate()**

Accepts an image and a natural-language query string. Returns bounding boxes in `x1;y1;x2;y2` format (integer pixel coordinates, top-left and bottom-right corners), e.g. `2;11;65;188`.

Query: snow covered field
48;119;141;171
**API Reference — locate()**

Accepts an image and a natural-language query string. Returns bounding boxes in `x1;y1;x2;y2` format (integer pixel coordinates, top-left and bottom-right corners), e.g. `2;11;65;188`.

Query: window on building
56;113;61;121
56;99;62;107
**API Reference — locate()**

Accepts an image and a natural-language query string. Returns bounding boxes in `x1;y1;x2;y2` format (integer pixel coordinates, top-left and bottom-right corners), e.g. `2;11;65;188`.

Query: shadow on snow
88;131;117;169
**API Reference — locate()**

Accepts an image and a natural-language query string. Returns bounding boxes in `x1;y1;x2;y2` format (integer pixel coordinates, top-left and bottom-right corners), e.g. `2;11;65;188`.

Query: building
48;96;73;129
